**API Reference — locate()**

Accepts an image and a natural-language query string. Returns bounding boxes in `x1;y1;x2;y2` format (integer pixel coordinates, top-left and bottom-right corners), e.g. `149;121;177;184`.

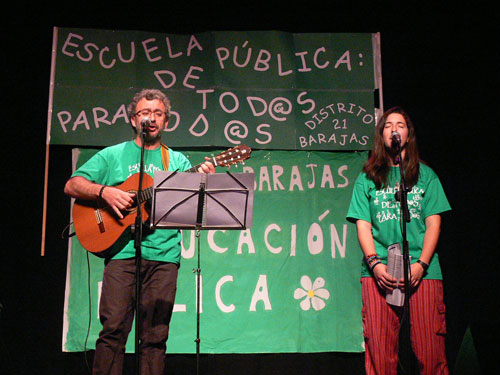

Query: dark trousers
93;259;179;375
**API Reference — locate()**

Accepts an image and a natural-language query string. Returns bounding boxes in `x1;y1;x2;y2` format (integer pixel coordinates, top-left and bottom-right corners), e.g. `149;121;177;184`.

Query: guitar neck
185;157;216;173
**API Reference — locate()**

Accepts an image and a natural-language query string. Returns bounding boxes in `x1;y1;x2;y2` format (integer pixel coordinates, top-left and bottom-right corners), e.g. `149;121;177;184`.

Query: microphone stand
394;143;416;375
133;129;147;375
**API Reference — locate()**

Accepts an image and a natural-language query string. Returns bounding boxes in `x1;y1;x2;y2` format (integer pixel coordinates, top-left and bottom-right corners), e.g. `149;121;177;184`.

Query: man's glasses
135;109;166;118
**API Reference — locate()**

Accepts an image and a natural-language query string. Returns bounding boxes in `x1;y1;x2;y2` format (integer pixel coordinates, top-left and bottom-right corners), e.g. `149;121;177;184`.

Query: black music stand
150;170;254;374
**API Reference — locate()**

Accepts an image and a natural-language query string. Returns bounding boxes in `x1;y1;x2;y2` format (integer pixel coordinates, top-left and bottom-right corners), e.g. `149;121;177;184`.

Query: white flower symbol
294;275;330;311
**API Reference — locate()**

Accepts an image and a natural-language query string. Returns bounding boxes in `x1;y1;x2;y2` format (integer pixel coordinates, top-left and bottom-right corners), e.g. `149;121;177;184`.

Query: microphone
391;131;401;147
140;117;151;132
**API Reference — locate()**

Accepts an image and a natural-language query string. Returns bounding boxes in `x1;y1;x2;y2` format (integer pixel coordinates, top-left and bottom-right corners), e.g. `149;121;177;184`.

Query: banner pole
372;32;384;117
41;26;59;256
41;144;50;256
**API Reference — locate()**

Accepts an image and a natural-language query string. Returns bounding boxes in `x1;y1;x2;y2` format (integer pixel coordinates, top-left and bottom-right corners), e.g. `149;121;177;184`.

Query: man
64;89;215;374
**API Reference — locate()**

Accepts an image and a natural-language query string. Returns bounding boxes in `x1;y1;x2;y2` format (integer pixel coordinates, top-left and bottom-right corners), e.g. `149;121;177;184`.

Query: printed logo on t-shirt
128;163;162;178
373;183;425;223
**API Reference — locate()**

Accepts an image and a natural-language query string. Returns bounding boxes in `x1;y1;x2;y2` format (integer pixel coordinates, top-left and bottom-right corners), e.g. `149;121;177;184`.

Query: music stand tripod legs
150;170;254;375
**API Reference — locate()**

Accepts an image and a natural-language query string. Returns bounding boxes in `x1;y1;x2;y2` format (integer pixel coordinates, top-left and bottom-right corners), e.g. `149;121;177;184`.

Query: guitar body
71;145;252;255
72;173;153;255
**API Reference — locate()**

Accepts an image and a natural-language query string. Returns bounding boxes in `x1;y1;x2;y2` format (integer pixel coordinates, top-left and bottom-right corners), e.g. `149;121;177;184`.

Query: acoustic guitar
72;145;251;255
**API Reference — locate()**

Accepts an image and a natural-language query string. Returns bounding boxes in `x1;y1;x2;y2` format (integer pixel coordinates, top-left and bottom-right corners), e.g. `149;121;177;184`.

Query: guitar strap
161;143;170;171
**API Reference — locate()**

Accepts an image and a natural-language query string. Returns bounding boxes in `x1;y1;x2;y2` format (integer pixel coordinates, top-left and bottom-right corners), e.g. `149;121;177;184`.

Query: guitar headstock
214;145;252;167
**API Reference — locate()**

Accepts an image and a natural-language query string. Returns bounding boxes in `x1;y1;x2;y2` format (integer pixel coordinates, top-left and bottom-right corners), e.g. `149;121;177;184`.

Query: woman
347;107;450;375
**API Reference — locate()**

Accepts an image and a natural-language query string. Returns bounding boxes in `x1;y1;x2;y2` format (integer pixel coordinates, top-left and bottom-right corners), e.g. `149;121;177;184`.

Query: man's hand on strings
100;187;136;219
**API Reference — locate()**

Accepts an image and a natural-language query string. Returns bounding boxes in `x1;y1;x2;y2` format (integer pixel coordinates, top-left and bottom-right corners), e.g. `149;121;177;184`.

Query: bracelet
416;259;429;271
99;185;107;199
369;260;382;271
365;254;381;270
366;255;380;263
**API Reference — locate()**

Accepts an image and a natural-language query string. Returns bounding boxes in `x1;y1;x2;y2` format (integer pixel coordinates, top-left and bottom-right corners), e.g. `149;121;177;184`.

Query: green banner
49;28;381;150
63;149;367;353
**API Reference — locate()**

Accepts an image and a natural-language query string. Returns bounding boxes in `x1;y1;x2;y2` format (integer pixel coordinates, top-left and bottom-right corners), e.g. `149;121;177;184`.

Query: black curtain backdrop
2;3;497;374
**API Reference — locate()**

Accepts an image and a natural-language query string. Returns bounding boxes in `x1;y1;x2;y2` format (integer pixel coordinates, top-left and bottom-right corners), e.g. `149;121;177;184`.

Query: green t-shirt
72;141;192;263
346;163;451;279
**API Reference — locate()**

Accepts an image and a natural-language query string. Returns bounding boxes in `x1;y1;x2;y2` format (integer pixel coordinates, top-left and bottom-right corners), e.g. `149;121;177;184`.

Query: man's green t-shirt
346;163;451;279
72;141;192;263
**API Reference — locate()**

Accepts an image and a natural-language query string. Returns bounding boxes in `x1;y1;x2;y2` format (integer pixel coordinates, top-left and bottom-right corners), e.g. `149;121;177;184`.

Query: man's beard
140;126;163;145
143;131;161;144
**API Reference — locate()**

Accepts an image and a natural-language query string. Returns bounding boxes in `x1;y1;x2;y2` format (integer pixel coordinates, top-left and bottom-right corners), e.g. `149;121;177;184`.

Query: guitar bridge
95;208;106;233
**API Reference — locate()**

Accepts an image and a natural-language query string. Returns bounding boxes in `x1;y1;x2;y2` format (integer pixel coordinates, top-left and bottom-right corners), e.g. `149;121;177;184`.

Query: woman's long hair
363;107;421;189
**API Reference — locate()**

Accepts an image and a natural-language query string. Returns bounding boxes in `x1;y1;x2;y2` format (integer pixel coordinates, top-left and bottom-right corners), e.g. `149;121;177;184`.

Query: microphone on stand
391;131;402;166
391;131;401;148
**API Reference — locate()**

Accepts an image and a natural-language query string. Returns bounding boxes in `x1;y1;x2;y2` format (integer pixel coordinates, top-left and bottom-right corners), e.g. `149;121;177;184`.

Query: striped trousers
361;277;448;375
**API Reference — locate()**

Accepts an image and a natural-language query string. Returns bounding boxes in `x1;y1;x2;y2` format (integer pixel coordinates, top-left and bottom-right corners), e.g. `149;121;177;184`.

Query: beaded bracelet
365;254;381;271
